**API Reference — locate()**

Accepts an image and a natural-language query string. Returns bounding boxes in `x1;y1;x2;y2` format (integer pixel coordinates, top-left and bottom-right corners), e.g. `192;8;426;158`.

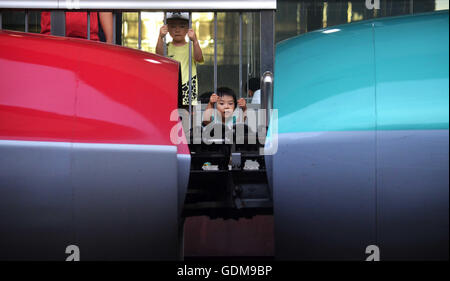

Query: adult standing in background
246;77;261;104
40;12;114;44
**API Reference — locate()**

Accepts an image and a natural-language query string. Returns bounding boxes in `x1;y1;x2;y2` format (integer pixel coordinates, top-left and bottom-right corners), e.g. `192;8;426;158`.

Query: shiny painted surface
273;130;448;260
274;11;449;133
177;154;191;217
0;30;189;154
0;140;180;260
275;19;376;133
377;130;448;260
0;31;191;260
273;11;449;260
273;131;376;260
374;12;449;130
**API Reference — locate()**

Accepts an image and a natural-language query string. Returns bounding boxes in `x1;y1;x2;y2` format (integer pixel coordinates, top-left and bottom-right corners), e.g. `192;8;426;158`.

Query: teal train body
272;11;449;260
274;10;449;133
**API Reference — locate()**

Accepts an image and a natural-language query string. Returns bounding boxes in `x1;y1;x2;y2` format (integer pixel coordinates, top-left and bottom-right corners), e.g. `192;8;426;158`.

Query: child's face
167;19;189;42
216;95;236;118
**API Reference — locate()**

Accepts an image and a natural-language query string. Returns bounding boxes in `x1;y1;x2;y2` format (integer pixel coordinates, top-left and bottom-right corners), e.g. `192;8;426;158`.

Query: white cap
166;12;189;21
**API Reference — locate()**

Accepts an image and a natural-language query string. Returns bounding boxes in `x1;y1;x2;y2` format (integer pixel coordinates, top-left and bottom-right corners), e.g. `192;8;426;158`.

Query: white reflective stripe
0;0;277;10
0;140;177;153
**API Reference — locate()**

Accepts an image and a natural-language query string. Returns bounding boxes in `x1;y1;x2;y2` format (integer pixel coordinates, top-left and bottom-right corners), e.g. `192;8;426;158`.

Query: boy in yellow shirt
156;12;204;107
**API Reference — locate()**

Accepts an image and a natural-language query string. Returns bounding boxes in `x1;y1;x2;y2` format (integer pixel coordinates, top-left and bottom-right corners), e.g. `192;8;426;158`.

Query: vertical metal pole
410;0;414;14
239;12;243;99
238;12;244;122
214;12;218;93
87;11;90;40
246;13;251;100
113;12;116;44
213;12;218;123
254;12;258;78
188;12;193;127
163;12;167;56
138;11;142;49
51;11;66;36
249;13;254;81
260;10;275;127
25;10;29;32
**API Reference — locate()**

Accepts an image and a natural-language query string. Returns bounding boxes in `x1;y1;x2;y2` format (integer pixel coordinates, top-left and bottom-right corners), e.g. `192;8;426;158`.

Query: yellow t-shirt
167;42;202;106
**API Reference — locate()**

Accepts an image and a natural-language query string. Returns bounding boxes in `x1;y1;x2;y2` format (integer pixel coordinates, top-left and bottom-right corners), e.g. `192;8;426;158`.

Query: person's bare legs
99;12;114;44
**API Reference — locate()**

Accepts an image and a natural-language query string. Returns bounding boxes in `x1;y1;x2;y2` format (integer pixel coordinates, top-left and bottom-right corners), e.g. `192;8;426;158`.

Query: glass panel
275;0;446;43
1;11;41;33
122;12;141;49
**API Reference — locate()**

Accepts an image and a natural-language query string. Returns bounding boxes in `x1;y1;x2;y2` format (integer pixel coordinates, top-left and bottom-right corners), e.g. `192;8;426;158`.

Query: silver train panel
0;141;72;260
273;130;448;260
176;154;190;259
377;130;449;260
273;131;376;260
177;154;190;218
0;140;180;260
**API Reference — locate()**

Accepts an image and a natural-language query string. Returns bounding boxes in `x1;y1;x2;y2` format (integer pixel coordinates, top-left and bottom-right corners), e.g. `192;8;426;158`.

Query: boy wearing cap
156;12;204;107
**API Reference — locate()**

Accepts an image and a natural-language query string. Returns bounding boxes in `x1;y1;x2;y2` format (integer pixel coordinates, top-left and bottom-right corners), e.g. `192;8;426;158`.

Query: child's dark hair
216;87;237;107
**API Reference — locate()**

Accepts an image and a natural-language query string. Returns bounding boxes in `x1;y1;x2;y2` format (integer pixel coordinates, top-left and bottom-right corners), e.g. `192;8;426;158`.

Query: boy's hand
209;94;218;105
188;29;197;42
237;98;247;110
159;25;168;39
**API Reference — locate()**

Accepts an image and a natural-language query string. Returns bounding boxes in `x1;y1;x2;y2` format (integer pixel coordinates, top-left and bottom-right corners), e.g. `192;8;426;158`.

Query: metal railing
0;0;276;128
0;0;276;10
